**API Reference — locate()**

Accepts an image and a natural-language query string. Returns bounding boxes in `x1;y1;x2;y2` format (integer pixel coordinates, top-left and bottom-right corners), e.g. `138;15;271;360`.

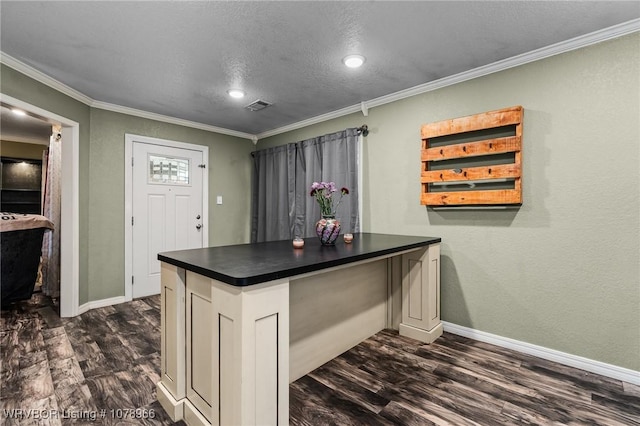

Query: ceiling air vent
245;99;272;112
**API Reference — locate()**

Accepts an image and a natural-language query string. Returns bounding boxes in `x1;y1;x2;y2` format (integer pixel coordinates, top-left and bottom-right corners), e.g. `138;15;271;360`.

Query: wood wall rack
420;105;523;207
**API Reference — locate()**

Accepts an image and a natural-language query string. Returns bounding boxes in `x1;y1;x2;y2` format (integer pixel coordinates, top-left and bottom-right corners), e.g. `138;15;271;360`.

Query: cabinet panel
428;254;440;326
407;259;424;321
218;313;235;426
289;260;387;382
186;271;213;422
255;313;279;424
212;279;290;426
160;263;185;399
400;244;442;343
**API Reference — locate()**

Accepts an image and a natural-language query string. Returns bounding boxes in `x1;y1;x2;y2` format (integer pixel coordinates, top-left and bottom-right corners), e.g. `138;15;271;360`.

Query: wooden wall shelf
420;106;523;207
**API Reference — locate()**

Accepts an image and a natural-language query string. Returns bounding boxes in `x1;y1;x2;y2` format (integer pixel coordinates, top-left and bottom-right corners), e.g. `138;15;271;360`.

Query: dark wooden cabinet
0;157;43;214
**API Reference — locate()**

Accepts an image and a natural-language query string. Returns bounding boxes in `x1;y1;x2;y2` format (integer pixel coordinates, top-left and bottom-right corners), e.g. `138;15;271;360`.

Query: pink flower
309;180;349;216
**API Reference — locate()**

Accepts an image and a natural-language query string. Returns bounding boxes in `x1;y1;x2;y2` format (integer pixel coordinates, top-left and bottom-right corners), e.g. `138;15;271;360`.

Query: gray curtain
251;144;296;242
251;128;359;243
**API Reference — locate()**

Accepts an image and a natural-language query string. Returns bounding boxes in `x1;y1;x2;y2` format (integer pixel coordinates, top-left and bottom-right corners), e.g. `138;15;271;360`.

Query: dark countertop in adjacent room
158;233;441;286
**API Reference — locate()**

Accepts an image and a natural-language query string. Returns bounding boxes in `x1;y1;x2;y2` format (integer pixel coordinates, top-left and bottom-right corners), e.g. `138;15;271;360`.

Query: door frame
124;133;209;302
1;93;80;318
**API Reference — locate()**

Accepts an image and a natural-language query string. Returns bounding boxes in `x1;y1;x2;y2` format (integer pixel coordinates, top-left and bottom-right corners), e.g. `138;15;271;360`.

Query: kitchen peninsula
156;233;441;426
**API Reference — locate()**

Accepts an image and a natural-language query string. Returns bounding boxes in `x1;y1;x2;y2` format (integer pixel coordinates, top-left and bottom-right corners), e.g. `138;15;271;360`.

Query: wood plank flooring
1;293;181;425
291;330;640;425
2;294;639;425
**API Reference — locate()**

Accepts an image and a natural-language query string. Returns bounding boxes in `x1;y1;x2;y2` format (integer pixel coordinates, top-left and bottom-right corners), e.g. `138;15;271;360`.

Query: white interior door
132;142;204;298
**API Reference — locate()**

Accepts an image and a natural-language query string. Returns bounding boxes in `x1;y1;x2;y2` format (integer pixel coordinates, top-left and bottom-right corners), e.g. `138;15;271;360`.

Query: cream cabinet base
157;381;183;422
399;244;441;343
212;278;290;426
158;242;441;426
399;321;443;344
158;274;290;426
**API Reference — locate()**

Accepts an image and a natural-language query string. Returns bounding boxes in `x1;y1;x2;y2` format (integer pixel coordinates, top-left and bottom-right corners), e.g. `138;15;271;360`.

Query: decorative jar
315;215;341;245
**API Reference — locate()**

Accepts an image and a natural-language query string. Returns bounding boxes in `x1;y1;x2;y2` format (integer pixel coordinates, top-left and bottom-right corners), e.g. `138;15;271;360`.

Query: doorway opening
1;93;80;317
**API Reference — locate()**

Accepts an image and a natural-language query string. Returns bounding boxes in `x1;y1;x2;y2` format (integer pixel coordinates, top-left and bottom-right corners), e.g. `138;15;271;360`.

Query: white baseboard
77;295;127;315
442;321;640;386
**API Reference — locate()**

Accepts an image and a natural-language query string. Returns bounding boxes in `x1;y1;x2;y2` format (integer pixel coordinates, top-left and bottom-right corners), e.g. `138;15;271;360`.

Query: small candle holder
292;237;305;249
343;233;353;244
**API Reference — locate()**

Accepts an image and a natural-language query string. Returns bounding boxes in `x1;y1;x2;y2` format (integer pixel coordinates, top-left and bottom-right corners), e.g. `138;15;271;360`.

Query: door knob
196;224;202;230
196;215;201;219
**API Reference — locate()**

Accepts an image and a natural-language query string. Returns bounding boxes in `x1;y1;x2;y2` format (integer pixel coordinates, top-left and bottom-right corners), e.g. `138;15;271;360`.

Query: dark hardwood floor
2;294;639;425
291;331;640;425
1;293;181;426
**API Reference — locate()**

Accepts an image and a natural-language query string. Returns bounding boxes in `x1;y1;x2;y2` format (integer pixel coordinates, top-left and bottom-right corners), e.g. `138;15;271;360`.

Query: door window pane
148;155;189;184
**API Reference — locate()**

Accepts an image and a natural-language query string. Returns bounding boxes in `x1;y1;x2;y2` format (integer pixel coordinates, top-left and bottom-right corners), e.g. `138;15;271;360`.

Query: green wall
1;64;253;304
259;34;640;371
88;109;253;301
2;63;92;303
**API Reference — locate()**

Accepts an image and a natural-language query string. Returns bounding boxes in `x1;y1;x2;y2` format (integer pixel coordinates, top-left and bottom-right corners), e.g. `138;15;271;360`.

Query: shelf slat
422;136;520;162
422;164;520;183
421;189;521;206
421;105;523;139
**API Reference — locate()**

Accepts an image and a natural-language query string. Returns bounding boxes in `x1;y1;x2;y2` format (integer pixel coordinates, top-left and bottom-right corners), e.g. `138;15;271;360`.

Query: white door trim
1;93;80;318
124;133;209;302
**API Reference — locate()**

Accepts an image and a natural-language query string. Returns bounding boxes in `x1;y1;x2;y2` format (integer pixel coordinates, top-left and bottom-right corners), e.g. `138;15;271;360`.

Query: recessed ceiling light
227;89;246;99
343;55;365;68
11;108;27;116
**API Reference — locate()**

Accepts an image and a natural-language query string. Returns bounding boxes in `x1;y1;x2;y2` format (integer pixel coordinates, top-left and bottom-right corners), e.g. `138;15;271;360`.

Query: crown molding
257;103;363;139
1;52;94;105
0;52;255;141
257;18;640;140
366;18;640;110
3;18;639;143
91;101;255;140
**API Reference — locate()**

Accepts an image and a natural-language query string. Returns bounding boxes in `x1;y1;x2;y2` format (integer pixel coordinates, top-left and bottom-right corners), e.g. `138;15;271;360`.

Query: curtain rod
251;125;369;157
356;125;369;136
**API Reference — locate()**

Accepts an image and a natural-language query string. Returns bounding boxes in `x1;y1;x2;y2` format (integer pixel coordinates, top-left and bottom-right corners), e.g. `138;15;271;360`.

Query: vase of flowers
310;181;349;245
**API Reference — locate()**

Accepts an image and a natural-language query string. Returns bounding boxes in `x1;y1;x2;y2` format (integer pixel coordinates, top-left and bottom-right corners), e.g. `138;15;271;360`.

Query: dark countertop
158;233;441;286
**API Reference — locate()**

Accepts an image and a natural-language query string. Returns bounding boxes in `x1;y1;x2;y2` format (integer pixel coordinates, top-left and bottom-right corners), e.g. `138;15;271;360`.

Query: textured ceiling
1;1;639;136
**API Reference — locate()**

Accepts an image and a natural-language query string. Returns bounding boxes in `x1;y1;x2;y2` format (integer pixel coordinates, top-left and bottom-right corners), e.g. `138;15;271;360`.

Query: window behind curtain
251;128;360;243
